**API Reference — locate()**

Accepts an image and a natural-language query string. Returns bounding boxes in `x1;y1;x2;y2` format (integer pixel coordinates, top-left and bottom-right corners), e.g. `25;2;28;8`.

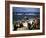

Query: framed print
5;1;45;37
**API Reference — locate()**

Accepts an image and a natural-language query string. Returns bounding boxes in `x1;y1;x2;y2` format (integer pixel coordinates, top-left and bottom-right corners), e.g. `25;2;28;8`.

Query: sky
13;7;40;15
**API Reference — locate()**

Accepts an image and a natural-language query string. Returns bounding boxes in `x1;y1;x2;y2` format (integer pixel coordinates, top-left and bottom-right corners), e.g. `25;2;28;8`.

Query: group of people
13;17;40;31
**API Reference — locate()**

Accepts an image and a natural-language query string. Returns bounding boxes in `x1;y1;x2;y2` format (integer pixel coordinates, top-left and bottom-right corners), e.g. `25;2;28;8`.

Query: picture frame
5;1;45;37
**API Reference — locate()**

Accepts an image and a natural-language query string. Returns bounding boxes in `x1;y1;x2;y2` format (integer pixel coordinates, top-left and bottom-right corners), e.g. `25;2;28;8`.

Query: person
19;22;24;28
17;21;28;31
13;23;18;31
30;17;40;30
34;17;39;29
28;23;31;30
